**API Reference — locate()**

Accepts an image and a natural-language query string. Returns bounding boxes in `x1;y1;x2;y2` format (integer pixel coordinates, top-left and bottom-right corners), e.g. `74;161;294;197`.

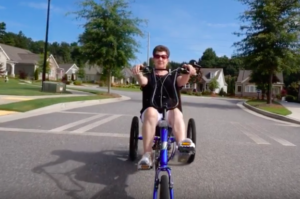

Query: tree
208;77;219;93
248;69;281;100
198;48;218;68
37;53;50;80
233;0;300;104
225;75;237;96
69;0;146;93
0;22;6;43
77;68;86;79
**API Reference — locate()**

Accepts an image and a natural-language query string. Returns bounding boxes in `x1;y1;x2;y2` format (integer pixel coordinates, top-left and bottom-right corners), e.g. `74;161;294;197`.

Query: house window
245;85;256;92
184;84;191;89
237;86;241;92
205;73;210;79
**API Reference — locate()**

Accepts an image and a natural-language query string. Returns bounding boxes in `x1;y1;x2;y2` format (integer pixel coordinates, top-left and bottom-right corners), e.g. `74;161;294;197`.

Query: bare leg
141;107;158;154
167;108;186;143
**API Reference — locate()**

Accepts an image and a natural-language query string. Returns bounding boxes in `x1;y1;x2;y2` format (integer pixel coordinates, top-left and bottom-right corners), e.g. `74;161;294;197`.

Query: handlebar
140;59;201;75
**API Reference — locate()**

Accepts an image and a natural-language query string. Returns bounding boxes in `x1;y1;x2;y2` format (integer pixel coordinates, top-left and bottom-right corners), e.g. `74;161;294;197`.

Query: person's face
153;51;169;69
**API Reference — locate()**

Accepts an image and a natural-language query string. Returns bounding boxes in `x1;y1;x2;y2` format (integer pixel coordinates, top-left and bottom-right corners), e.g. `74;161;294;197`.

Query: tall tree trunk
261;88;265;100
108;69;111;94
267;72;273;104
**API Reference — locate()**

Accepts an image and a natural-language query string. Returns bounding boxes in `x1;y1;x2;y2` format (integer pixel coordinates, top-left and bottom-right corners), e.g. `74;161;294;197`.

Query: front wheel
129;116;139;161
187;118;196;163
159;175;170;199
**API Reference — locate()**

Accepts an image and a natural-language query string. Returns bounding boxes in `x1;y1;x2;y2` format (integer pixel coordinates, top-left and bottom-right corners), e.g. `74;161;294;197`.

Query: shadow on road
32;150;137;199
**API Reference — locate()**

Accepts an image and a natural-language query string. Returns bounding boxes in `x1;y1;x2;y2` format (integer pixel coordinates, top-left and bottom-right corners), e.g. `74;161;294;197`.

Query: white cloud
0;5;5;9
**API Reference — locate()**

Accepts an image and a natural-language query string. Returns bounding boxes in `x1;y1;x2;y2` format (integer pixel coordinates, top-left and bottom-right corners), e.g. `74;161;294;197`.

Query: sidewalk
279;101;300;121
0;89;93;105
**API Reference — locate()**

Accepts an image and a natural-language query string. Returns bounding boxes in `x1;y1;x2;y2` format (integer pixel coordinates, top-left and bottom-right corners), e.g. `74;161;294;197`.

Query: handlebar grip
189;60;201;68
140;65;150;73
179;66;189;74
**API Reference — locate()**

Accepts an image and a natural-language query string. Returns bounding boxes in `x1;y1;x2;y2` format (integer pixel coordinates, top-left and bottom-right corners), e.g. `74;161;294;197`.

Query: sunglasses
154;54;168;59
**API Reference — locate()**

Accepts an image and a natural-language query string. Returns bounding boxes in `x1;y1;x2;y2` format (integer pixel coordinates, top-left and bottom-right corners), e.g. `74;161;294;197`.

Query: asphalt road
0;88;300;199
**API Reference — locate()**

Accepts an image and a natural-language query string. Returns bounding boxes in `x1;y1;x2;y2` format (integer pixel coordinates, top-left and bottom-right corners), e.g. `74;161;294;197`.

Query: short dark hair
152;45;170;57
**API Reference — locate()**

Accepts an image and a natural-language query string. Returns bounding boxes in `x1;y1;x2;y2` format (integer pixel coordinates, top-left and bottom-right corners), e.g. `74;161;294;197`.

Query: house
183;68;228;93
45;54;60;80
59;63;79;80
82;63;102;83
113;67;135;84
0;43;60;80
235;70;284;97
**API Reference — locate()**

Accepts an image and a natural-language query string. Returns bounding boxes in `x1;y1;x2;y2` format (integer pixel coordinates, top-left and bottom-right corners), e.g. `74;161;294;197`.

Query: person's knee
170;108;183;119
143;107;159;122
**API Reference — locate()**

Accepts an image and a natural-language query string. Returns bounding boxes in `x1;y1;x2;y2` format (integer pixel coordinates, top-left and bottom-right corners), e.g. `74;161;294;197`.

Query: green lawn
0;79;70;95
0;79;120;112
0;93;118;112
247;99;292;116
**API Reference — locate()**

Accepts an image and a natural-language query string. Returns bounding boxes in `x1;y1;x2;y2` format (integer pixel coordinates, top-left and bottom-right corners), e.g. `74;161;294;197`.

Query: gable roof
84;64;102;74
122;67;133;78
59;63;79;73
237;70;284;83
200;68;226;84
48;54;60;69
0;43;39;64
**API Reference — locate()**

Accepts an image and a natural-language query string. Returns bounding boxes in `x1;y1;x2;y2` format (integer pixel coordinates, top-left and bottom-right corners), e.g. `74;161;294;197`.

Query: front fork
153;121;174;199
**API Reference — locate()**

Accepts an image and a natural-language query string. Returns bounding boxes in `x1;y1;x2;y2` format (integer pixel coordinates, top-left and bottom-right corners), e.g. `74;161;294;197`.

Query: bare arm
132;64;148;86
135;72;148;86
176;64;196;87
177;74;190;87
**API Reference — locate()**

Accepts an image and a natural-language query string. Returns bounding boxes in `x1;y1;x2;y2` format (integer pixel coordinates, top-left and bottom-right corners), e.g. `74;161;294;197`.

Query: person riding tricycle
131;45;200;169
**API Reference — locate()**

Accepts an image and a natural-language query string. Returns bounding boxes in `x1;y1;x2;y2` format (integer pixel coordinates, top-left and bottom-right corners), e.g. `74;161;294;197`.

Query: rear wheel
159;175;170;199
187;118;196;163
129;116;139;161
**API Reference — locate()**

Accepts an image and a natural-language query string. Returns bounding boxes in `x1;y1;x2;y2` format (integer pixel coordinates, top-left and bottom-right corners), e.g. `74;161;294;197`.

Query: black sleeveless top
140;69;183;115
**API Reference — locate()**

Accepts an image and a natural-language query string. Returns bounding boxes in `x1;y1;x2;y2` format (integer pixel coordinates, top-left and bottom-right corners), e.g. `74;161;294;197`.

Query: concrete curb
0;95;131;123
243;102;300;125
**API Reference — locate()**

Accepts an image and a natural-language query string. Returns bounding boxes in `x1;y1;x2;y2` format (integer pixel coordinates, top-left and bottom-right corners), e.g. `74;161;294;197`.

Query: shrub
202;91;211;95
219;88;227;96
74;80;82;85
286;95;296;102
18;70;27;79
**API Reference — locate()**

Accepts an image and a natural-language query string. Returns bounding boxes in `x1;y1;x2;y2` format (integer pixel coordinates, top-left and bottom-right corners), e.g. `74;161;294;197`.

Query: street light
42;0;51;91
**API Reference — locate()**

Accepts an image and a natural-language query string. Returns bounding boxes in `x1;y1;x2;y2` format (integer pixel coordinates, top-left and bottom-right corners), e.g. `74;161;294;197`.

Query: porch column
8;63;15;77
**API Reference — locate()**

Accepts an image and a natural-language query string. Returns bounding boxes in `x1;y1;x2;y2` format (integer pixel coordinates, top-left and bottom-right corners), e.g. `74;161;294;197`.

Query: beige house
59;63;79;80
235;70;284;97
45;54;61;80
0;43;61;80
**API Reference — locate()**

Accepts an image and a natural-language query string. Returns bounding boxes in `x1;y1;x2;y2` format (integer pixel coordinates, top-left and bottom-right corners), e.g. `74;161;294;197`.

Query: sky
0;0;247;65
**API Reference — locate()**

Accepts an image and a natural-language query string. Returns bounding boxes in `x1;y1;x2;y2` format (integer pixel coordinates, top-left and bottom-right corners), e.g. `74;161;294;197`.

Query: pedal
138;164;153;170
181;141;191;146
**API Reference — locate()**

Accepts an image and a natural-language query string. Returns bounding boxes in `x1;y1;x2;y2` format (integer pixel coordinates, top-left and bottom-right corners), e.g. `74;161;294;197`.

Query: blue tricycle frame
129;60;201;199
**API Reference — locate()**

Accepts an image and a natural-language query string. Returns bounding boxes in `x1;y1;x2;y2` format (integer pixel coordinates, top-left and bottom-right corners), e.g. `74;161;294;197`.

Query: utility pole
42;0;51;91
147;32;150;66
